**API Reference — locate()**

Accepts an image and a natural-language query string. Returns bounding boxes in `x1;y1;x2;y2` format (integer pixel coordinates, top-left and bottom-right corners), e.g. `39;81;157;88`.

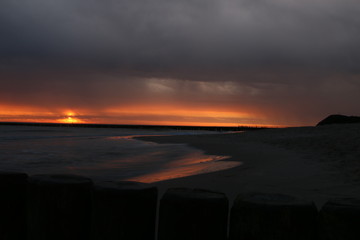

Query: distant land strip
0;122;268;132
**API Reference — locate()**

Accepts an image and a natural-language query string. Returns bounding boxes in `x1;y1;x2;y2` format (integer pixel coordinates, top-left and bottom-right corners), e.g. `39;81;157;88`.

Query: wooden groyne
0;172;359;240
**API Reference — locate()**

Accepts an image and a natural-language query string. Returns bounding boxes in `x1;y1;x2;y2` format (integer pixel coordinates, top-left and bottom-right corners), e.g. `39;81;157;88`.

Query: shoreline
136;124;360;207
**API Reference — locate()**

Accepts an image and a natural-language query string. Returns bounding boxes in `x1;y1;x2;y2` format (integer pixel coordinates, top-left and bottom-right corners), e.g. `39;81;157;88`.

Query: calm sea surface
0;125;240;182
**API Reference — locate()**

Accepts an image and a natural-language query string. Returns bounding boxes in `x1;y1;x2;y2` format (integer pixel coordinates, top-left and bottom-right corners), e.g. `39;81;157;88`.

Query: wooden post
158;188;228;240
319;198;360;240
0;172;28;240
229;192;318;240
27;174;93;240
91;181;158;240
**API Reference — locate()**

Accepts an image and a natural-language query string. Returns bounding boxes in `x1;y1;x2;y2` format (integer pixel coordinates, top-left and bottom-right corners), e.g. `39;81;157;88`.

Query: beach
1;123;359;207
137;123;360;207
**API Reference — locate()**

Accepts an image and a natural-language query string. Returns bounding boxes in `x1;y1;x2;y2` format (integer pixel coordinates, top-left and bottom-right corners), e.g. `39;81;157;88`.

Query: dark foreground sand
137;124;360;207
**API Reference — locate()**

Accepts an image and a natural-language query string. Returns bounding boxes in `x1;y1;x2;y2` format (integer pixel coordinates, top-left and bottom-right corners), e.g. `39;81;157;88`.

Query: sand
136;123;360;207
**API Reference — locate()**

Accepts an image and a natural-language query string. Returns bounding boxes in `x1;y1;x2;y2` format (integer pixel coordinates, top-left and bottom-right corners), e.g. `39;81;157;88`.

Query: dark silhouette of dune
317;114;360;126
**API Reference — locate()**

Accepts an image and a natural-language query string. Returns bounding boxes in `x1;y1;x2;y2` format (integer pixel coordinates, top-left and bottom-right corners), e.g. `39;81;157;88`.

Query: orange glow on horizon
0;103;290;127
105;107;252;119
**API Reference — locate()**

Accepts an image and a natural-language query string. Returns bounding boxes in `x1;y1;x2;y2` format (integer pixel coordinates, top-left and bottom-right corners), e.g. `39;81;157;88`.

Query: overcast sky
1;0;360;126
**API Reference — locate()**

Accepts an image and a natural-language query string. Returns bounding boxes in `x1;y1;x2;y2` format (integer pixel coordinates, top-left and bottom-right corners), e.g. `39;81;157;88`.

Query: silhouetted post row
229;192;318;240
0;171;359;240
0;172;28;240
91;181;157;240
319;198;360;240
158;188;228;240
27;174;93;240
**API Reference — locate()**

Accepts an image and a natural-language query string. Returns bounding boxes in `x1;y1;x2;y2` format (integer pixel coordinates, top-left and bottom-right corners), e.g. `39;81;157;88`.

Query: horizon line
0;121;283;129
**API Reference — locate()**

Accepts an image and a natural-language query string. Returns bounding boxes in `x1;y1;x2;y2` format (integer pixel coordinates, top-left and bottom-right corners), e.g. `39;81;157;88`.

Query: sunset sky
1;0;360;127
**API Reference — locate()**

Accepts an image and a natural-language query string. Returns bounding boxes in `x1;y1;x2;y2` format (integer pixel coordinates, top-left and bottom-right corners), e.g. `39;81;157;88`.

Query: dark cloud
1;0;360;73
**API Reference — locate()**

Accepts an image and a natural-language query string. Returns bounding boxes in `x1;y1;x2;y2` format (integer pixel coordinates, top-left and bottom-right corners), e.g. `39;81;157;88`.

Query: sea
0;125;240;183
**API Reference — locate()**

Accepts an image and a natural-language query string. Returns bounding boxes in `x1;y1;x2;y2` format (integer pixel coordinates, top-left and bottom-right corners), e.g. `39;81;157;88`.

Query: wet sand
136;124;360;207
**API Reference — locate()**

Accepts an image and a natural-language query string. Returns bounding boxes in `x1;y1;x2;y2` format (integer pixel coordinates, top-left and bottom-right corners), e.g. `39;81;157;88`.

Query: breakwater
0;172;358;240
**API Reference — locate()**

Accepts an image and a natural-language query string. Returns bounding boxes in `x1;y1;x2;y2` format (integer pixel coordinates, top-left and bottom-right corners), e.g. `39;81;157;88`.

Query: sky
1;0;360;127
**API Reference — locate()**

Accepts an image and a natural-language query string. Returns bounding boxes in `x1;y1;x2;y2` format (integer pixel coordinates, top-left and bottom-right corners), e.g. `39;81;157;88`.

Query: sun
57;111;83;124
64;116;79;124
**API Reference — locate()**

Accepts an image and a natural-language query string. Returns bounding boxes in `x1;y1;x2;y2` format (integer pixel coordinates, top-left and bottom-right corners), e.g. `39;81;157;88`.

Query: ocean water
0;125;240;183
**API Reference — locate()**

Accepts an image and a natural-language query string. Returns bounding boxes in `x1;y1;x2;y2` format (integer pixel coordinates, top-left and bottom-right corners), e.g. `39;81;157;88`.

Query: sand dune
137;123;360;207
